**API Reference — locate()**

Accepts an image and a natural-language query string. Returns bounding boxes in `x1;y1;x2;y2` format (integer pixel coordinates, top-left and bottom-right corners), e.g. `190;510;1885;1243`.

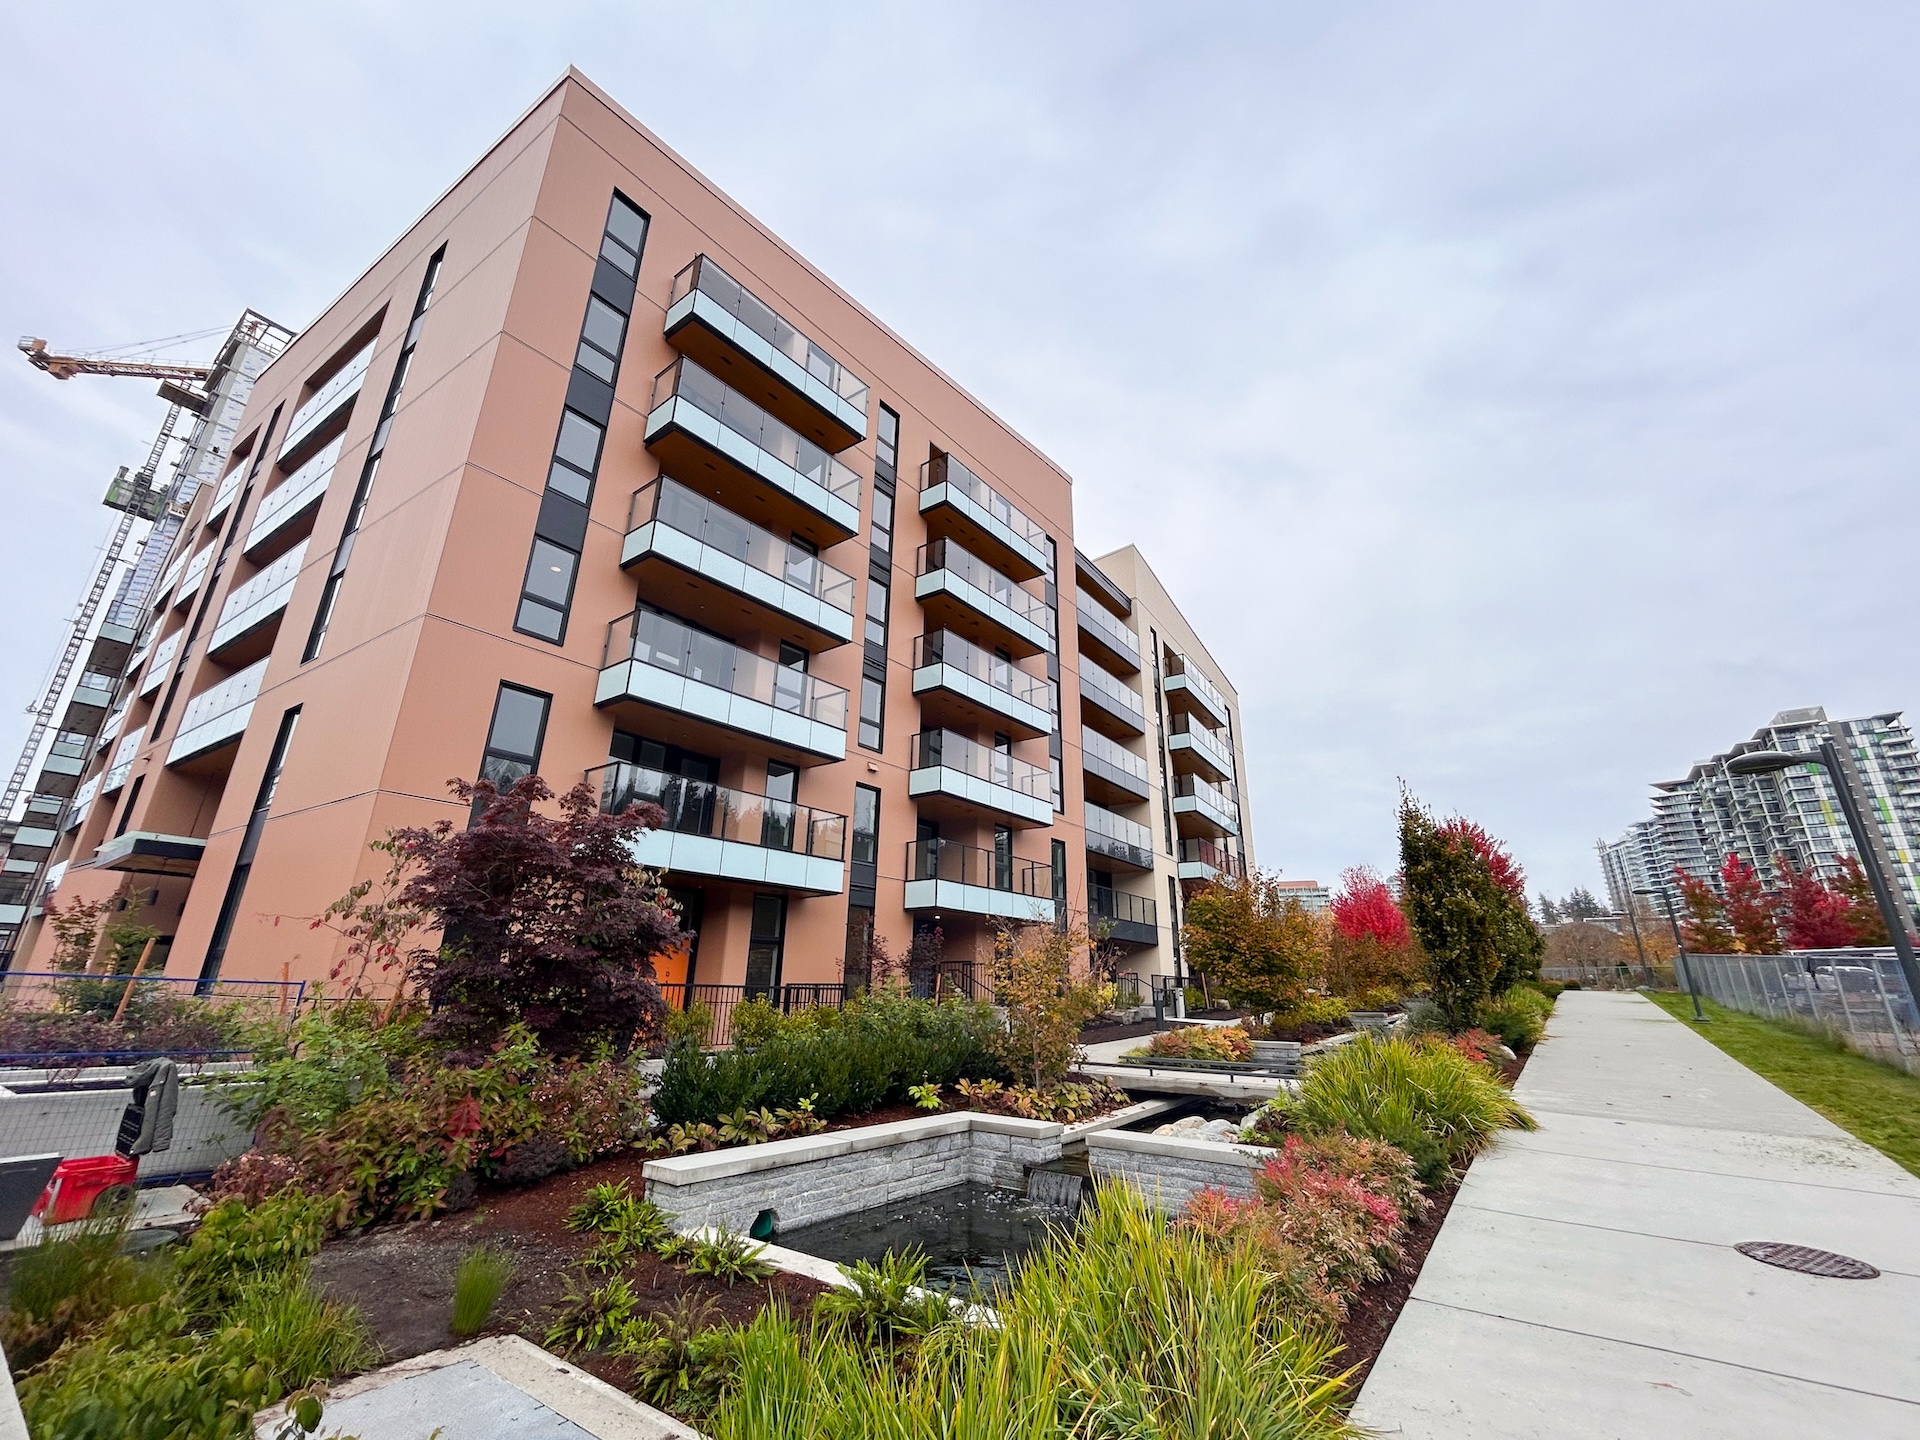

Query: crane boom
18;336;213;384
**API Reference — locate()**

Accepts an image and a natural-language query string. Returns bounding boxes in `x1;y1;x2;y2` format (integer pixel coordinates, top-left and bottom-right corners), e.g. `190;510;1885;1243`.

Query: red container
31;1155;140;1225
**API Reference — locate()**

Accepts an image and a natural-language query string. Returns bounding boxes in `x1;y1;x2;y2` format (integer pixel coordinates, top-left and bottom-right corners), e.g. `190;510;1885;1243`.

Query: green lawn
1645;991;1920;1177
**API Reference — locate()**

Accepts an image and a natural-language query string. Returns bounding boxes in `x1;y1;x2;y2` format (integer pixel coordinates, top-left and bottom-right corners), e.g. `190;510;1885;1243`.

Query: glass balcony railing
179;544;214;601
207;466;244;522
48;731;91;764
1169;712;1234;775
1086;801;1153;855
912;631;1053;713
1165;652;1228;719
917;453;1049;556
669;256;870;413
1091;887;1158;931
1174;773;1241;827
1079;656;1144;722
175;659;268;741
279;339;375;458
1082;726;1150;785
157;549;189;601
603;604;850;730
629;477;856;614
139;632;181;695
907;837;1052;898
248;437;343;548
910;729;1050;802
1180;837;1243;881
592;761;846;861
1076;589;1139;662
916;538;1055;632
74;670;118;701
213;540;307;646
650;356;862;506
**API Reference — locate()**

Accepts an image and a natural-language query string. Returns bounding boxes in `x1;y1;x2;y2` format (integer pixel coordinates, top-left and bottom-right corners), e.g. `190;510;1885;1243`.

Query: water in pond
777;1181;1074;1294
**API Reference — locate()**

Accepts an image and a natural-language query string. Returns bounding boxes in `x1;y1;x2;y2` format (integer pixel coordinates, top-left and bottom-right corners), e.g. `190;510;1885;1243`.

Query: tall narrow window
305;247;445;662
198;706;301;987
994;824;1013;891
864;577;889;648
858;403;899;753
762;761;798;851
515;193;649;643
746;894;787;995
112;775;145;840
478;683;551;790
851;785;880;865
858;676;885;752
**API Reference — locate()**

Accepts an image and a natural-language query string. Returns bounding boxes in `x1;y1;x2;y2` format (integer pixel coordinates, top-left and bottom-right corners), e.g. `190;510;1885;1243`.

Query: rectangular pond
775;1180;1076;1294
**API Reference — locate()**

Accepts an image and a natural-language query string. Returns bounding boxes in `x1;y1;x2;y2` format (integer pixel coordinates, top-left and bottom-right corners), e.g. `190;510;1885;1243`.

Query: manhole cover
1735;1241;1879;1279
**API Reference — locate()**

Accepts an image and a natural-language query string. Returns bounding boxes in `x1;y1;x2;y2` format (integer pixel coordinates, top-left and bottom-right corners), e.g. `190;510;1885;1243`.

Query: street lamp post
1619;900;1655;986
1637;886;1706;1022
1725;743;1920;1009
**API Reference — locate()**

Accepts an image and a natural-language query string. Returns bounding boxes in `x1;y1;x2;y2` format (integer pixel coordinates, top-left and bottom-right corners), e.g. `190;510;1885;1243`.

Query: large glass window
852;784;880;864
746;893;787;995
865;578;889;647
876;403;900;478
858;676;885;752
478;683;550;790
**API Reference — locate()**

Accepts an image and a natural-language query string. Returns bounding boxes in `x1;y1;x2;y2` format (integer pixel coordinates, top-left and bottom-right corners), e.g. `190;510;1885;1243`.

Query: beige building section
15;71;1253;1007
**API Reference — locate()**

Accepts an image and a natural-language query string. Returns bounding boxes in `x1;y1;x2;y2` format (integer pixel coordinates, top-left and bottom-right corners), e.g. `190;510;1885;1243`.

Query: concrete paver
1351;991;1920;1438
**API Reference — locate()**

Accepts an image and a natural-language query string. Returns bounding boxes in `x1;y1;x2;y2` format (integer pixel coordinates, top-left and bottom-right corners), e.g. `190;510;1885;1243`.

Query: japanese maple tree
1325;866;1424;997
389;774;680;1058
1832;856;1892;945
1672;867;1735;952
1772;856;1860;950
1719;852;1781;954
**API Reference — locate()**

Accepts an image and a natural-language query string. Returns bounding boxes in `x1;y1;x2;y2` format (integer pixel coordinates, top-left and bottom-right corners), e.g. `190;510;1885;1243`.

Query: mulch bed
308;1150;826;1390
1334;1040;1534;1390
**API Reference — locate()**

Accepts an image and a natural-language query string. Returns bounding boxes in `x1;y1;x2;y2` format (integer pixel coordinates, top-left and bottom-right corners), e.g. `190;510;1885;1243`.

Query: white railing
213;540;307;646
248;438;343;549
278;339;375;458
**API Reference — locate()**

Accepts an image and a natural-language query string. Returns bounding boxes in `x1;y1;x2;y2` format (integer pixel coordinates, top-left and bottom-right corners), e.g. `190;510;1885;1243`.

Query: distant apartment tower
11;72;1251;1000
1602;707;1920;933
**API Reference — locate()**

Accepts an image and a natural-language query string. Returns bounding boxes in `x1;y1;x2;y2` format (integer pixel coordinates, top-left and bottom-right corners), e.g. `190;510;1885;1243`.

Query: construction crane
0;335;207;826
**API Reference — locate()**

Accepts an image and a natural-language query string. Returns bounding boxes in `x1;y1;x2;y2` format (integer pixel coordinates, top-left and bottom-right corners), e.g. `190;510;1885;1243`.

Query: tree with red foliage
1772;856;1862;950
1832;856;1892;945
1325;866;1424;998
1720;852;1781;954
1437;819;1527;901
1672;867;1735;953
389;775;680;1059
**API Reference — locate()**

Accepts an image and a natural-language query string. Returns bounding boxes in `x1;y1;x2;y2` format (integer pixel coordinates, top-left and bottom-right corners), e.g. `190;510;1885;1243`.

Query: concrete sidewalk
1351;990;1920;1439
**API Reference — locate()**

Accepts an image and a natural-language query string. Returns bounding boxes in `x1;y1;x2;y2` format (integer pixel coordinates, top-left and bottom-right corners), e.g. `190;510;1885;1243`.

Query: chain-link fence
1681;947;1918;1072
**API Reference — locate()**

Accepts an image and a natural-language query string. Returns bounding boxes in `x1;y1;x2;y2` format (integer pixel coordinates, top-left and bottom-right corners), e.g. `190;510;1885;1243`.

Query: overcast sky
2;2;1913;901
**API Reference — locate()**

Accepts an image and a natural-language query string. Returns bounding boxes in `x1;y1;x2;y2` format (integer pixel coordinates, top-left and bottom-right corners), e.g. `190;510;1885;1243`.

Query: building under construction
0;313;292;969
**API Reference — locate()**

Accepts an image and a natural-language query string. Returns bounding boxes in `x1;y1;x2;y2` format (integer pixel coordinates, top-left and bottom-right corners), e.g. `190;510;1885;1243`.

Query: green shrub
1286;1033;1535;1183
452;1244;516;1337
1;1215;166;1371
543;1273;638;1354
685;1229;775;1285
1479;987;1553;1050
15;1194;374;1440
1271;994;1354;1029
652;992;1002;1125
614;1294;740;1417
1139;1025;1254;1062
814;1249;952;1342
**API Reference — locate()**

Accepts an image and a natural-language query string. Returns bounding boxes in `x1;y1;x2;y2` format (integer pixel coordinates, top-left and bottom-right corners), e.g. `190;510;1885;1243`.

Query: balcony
138;631;181;697
245;437;343;560
597;605;849;765
910;631;1052;740
39;731;92;787
209;540;307;662
1082;725;1150;805
1167;712;1234;784
665;255;869;450
278;338;375;463
1078;655;1145;739
1090;887;1158;948
645;355;861;546
104;726;145;793
592;762;846;895
1086;801;1155;872
622;477;855;650
1179;838;1243;886
92;831;207;877
99;701;127;747
1172;774;1240;838
156;549;189;605
907;729;1052;827
176;544;214;609
167;657;268;768
69;668;117;714
916;453;1049;582
903;838;1055;924
914;538;1054;659
1162;652;1229;729
205;467;243;527
63;776;99;832
1076;588;1140;675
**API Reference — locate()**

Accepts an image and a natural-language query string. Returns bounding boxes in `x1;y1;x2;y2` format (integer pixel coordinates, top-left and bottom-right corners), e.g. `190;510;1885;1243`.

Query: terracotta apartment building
8;71;1253;1000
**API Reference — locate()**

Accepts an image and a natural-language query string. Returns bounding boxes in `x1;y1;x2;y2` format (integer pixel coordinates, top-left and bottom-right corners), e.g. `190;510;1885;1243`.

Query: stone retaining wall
642;1112;1062;1234
1085;1129;1268;1212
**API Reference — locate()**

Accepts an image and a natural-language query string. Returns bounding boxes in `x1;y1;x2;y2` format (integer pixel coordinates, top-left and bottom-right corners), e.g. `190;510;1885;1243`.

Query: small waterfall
1026;1168;1086;1210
